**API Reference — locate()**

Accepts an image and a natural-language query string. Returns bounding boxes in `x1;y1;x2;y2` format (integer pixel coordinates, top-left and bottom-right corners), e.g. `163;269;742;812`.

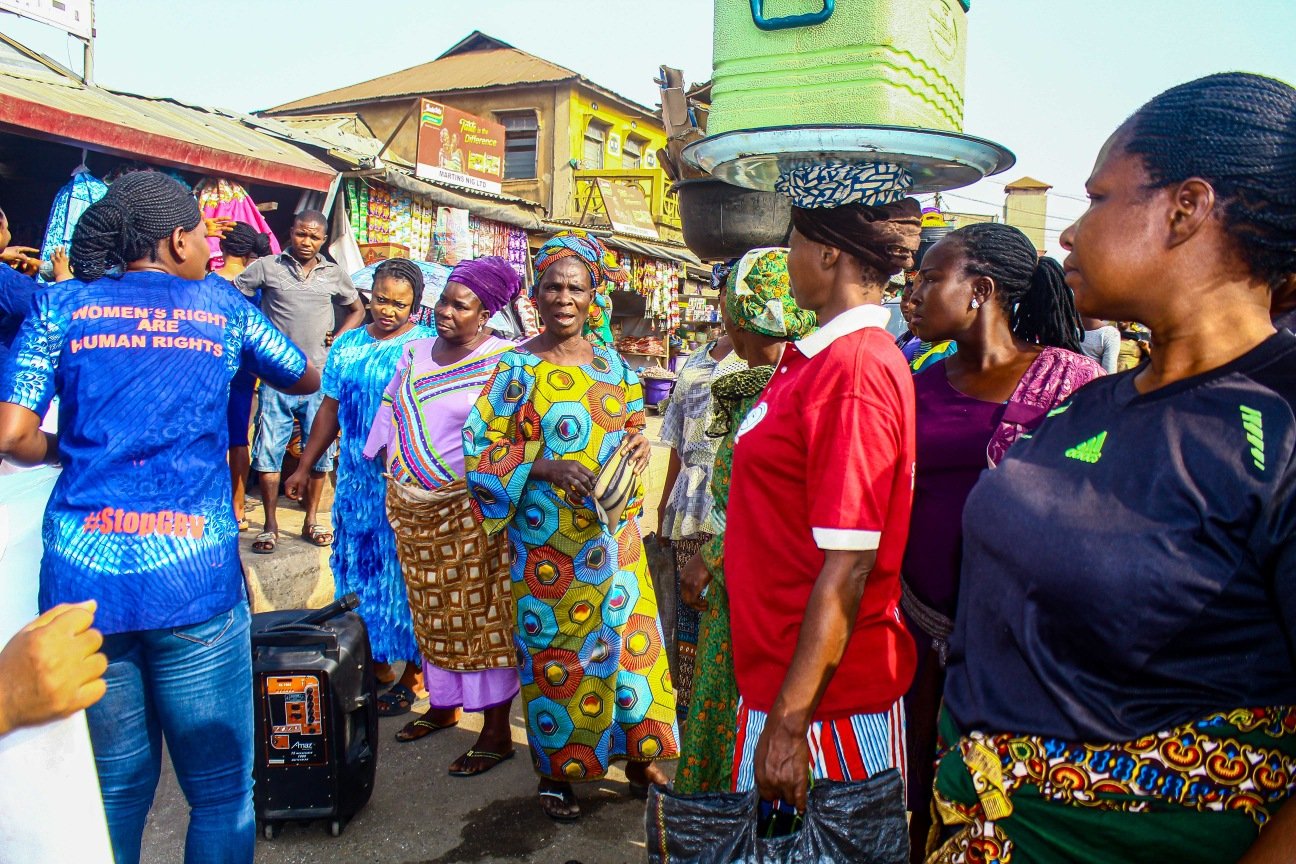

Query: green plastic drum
709;0;969;136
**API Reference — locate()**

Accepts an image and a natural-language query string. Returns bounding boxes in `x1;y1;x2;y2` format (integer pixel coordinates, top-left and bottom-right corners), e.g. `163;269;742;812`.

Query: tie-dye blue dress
320;323;433;663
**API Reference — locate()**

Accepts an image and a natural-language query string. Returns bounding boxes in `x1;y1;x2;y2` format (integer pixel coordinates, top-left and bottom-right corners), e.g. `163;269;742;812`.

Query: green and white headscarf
725;248;817;339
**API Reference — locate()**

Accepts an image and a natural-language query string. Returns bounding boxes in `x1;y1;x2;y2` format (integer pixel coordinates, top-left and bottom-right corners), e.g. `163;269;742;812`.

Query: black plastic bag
645;770;908;864
643;532;678;676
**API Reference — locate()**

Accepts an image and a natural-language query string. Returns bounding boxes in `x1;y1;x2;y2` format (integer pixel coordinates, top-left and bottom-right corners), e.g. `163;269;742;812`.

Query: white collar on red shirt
794;303;891;358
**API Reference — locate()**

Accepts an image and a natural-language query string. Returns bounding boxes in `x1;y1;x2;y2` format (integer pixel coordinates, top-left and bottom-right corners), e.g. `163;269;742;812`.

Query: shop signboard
415;99;505;195
0;0;93;39
597;178;659;240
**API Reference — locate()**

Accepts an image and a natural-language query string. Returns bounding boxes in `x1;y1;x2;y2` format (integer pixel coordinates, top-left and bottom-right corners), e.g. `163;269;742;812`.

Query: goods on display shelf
606;251;682;329
681;295;720;324
614;336;667;358
343;178;528;279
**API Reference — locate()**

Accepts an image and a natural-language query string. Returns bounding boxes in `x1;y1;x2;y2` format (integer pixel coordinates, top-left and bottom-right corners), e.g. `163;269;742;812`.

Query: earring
970;299;981;310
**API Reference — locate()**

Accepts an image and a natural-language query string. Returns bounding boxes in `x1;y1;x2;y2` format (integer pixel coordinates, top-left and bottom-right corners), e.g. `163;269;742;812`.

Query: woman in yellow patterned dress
464;232;678;822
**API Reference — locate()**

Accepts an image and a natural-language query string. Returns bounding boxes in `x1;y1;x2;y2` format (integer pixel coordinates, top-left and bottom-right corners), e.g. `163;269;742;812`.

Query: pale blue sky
3;1;1294;257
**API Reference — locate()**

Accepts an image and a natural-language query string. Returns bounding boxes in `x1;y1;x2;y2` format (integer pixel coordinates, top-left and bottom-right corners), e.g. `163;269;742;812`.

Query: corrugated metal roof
541;220;701;266
0;42;341;191
269;47;577;115
267;35;658;121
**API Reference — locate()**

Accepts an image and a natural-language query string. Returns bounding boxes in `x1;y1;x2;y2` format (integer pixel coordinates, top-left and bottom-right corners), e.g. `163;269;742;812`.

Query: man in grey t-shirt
1079;316;1121;374
235;209;364;553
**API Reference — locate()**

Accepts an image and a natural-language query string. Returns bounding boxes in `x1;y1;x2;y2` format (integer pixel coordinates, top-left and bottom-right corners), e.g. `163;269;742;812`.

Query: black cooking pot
675;178;792;261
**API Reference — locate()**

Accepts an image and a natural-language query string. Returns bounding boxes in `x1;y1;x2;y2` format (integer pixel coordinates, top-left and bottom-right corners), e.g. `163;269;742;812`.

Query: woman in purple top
363;257;521;777
901;222;1102;858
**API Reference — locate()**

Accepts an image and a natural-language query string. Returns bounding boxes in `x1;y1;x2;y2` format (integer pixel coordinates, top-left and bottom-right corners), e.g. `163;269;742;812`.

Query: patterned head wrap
532;230;628;289
725;248;817;339
448;256;520;315
776;160;913;209
532;230;624;346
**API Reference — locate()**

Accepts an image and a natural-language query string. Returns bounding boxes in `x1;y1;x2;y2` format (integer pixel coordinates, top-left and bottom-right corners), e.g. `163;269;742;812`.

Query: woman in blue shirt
0;171;319;864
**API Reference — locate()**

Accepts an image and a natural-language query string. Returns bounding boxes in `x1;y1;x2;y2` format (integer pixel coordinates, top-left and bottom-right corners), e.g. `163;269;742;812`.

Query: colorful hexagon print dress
464;345;679;781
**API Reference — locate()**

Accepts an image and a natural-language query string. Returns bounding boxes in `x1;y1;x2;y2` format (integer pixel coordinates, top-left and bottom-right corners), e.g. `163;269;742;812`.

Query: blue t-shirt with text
0;271;307;634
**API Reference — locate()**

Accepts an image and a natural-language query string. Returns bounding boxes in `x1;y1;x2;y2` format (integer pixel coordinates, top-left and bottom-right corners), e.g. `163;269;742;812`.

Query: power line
978;177;1092;204
942;191;1085;227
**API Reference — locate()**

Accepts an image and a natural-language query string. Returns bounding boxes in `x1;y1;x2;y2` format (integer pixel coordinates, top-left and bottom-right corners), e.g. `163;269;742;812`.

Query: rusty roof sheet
267;41;658;120
0;40;341;190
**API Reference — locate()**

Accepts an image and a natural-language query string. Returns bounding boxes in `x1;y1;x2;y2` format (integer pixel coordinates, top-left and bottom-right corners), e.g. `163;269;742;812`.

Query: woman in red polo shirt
724;194;922;816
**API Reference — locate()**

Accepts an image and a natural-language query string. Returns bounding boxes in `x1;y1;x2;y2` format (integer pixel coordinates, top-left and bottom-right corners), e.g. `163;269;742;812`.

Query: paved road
142;413;677;863
142;702;671;864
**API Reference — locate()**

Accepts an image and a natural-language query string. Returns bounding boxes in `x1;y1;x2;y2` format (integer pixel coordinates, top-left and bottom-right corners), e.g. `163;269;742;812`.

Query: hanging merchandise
623;255;682;329
39;166;107;281
195;178;282;270
433;207;472;265
468;214;529;281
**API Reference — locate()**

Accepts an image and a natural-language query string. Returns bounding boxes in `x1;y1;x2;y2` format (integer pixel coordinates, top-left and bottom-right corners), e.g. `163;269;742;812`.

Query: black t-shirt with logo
945;332;1296;742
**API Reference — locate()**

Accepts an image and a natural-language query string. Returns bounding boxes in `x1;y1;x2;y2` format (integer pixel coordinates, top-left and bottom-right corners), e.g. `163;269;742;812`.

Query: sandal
237;518;250;532
395;716;458;743
538;782;581;822
251;531;277;554
377;683;417;717
303;524;333;547
449;748;515;777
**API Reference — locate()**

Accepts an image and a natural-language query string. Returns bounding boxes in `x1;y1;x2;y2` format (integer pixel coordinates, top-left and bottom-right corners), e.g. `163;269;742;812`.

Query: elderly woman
723;194;921;825
464;231;678;822
363;257;521;775
654;261;743;723
675;248;816;794
929;73;1296;864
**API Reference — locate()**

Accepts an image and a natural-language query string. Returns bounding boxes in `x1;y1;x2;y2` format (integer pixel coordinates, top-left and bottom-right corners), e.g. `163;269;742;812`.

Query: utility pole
80;0;94;85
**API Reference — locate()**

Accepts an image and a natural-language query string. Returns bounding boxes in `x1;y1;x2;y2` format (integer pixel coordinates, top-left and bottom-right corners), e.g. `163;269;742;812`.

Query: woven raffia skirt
385;477;515;672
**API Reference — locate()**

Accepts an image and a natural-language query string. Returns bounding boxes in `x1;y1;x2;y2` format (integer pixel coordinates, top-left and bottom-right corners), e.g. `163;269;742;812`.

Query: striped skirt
731;697;907;793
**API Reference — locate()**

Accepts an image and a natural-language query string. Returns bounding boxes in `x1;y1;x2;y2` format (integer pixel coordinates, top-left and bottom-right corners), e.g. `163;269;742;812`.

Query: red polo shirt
725;304;917;719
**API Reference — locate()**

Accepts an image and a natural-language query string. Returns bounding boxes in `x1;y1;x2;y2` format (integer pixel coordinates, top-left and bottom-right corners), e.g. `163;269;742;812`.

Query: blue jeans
88;603;254;864
251;387;335;473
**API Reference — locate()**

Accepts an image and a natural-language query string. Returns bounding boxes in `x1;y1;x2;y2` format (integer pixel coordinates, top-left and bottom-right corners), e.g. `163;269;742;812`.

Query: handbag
591;441;641;527
645;770;908;864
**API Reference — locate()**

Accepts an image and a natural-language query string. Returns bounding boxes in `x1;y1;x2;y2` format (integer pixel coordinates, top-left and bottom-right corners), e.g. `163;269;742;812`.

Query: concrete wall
339;82;671;225
1004;190;1049;255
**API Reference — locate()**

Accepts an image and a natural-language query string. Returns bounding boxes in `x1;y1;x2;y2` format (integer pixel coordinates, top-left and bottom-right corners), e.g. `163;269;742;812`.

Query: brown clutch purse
591;442;641;527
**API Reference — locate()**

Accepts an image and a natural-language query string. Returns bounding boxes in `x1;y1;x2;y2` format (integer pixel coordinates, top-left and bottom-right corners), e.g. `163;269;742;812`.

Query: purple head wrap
447;256;521;315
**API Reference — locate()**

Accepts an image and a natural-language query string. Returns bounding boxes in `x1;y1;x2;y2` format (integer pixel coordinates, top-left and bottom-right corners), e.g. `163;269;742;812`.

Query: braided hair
948;222;1083;352
219;222;273;260
1121;72;1296;296
70;171;201;282
372;258;425;312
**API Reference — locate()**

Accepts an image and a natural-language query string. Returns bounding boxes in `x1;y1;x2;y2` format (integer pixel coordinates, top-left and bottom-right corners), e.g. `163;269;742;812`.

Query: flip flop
237;518;250;532
449;749;515;777
538;784;581;823
377;683;417;717
251;531;277;554
395;717;458;743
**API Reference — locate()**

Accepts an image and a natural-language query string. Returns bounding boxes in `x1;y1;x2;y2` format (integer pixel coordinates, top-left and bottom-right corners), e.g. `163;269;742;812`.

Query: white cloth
0;467;113;863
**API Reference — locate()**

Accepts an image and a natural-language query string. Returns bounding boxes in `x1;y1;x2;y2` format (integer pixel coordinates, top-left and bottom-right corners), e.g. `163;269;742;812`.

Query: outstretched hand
0;246;40;276
204;217;236;239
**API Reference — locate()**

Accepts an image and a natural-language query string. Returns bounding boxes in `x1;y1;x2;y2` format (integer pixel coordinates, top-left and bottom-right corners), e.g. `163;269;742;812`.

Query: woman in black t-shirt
929;73;1296;864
